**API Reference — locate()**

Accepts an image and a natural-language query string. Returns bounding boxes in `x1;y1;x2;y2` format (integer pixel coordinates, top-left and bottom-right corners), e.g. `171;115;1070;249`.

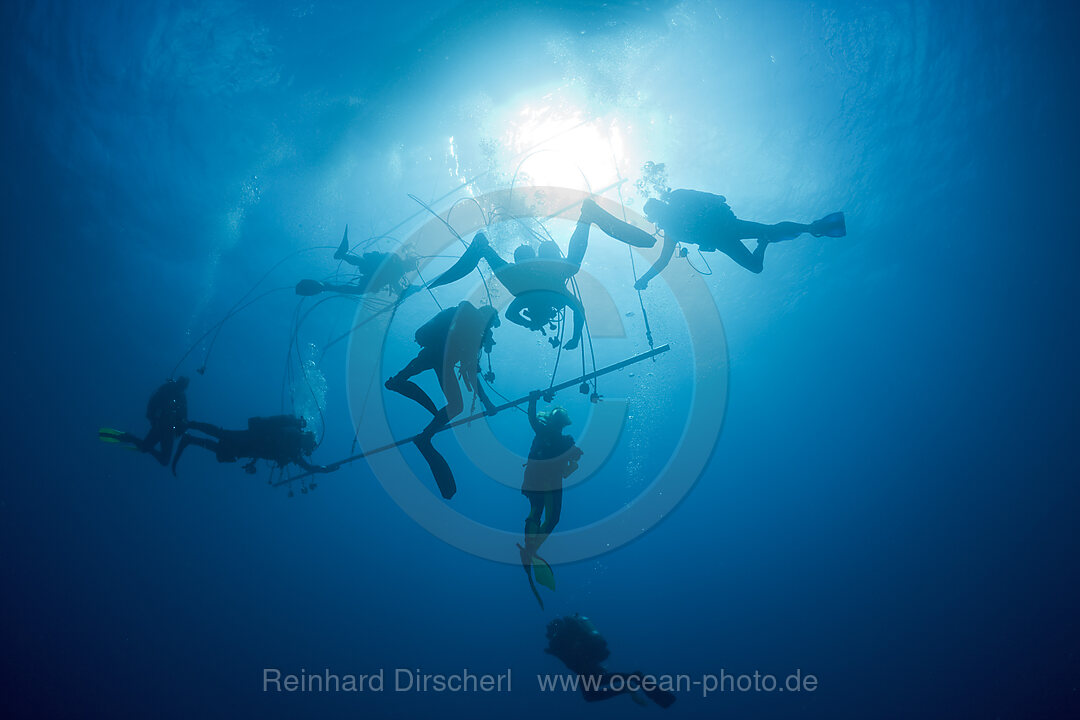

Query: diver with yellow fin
385;301;499;499
99;376;189;466
517;390;582;607
427;205;592;349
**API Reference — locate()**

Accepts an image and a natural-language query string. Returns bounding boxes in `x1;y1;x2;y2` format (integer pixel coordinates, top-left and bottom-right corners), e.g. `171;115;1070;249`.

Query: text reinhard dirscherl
262;668;819;697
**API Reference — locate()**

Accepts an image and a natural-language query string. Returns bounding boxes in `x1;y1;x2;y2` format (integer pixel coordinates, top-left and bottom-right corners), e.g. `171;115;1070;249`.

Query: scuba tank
246;416;308;465
545;614;610;668
414;307;457;348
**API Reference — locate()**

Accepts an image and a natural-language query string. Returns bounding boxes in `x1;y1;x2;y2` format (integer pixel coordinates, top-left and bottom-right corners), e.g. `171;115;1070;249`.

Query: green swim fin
812;212;846;238
99;427;140;451
98;427;127;444
532;553;556;591
517;543;545;610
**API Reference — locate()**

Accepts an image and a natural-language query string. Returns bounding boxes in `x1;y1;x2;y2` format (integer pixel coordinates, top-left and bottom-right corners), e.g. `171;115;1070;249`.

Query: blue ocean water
3;0;1078;717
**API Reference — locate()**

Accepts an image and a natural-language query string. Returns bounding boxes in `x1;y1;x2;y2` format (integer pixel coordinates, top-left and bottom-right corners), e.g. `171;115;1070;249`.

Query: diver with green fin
518;391;583;608
384;301;499;499
99;377;189;466
170;415;330;476
295;226;418;298
426;205;593;349
580;190;846;288
545;614;677;708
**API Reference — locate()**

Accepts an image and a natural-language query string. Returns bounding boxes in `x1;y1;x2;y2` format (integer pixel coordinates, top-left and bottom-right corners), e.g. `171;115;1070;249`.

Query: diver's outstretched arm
528;392;543;434
561;296;586;350
634;235;677;290
474;369;496;414
296;458;332;474
505;297;536;330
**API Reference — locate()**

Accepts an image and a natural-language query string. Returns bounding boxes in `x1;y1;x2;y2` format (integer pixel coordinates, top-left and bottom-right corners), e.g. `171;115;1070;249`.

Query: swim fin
644;687;677;708
295;279;326;296
517;543;545;610
99;427;137;445
427;233;488;290
532;553;556;591
385;377;439;416
334;225;349;260
811;212;846;238
98;427;125;443
414;435;456;499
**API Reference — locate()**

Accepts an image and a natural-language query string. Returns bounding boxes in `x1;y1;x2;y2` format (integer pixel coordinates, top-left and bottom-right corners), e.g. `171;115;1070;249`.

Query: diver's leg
423;364;463;435
715;237;766;274
427;233;491;289
480;244;508;272
150;431;175;466
531;490;565;557
732;219;813;243
136;426;163;455
386;352;440;416
565;221;590;270
581;673;640;702
171;434;218;476
524;493;544;537
581;199;657;248
523;492;545;555
539;489;563;536
319;282;369;295
186;421;226;439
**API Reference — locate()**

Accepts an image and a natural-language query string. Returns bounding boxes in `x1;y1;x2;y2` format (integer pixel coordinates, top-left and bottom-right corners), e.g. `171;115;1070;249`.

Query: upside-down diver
427;203;595;349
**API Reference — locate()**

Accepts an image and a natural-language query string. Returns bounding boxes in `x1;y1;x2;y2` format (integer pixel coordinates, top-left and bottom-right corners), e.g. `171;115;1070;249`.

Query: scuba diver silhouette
384;301;499;499
426;205;593;350
295;226;418;298
518;391;582;606
580;192;846;288
545;614;677;708
98;377;189;466
170;415;329;476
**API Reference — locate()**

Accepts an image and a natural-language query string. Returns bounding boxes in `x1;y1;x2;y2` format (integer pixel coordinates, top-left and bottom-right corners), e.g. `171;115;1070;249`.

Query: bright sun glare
502;95;630;194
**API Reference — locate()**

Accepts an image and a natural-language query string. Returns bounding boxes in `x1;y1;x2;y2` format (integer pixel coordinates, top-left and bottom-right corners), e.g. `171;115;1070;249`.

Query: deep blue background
2;1;1078;717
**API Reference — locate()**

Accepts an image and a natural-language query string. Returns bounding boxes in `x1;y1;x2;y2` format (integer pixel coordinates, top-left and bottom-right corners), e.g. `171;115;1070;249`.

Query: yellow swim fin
98;427;126;444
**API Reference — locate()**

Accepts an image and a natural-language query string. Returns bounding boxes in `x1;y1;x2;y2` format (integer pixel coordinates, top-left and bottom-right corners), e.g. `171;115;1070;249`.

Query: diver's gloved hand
563;335;581;351
634;277;649;291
